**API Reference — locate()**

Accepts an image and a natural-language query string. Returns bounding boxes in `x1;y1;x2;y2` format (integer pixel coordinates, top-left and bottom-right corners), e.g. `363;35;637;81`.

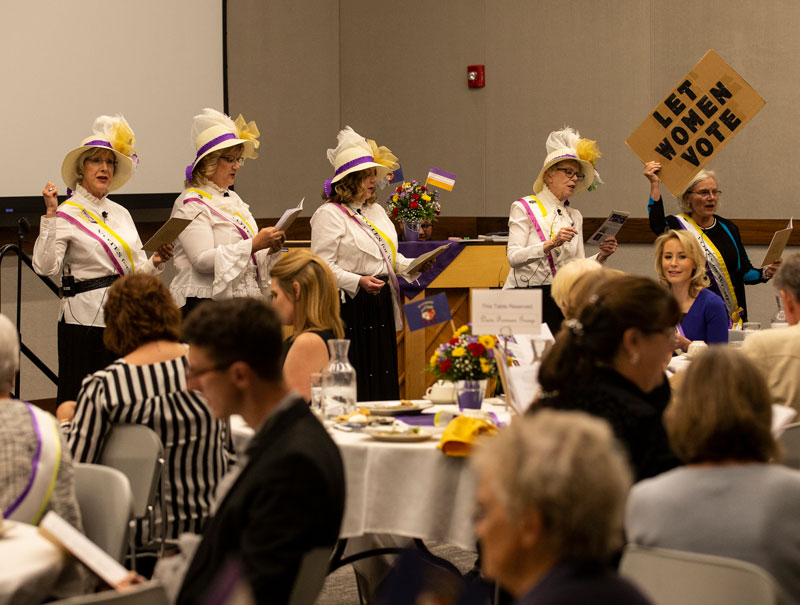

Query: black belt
60;274;120;298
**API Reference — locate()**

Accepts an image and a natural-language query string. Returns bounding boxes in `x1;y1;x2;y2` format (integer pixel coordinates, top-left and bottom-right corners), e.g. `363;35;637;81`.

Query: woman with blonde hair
654;229;728;350
550;258;603;318
269;250;345;400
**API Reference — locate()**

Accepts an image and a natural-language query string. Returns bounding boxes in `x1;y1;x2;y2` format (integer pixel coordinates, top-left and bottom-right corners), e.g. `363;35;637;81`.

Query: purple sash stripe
56;211;126;277
184;197;259;275
4;404;43;518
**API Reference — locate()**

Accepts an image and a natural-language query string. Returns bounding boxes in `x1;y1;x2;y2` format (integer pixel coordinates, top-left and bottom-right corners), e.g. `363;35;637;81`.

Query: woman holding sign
33;114;172;403
504;127;617;333
169;108;285;315
644;162;780;325
311;127;430;401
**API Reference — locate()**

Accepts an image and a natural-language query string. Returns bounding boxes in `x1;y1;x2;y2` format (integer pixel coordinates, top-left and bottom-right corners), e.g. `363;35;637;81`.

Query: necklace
700;217;717;231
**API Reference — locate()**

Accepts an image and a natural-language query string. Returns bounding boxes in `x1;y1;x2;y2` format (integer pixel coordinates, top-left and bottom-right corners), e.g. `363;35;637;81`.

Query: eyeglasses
689;189;722;198
555;167;585;181
220;156;245;167
86;157;117;168
185;363;230;381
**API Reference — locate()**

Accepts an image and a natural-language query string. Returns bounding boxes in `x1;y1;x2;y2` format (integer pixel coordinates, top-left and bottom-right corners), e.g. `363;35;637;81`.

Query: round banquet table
0;520;67;605
229;400;511;551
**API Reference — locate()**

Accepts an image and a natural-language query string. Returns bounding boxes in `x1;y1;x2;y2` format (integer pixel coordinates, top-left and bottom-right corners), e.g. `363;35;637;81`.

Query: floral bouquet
386;180;441;223
427;325;508;382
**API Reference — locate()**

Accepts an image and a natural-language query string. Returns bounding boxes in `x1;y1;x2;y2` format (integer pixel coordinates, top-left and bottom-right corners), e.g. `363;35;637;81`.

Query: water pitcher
322;339;357;418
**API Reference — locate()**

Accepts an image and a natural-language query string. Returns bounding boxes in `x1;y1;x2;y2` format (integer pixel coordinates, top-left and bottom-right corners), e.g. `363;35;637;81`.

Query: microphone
557;208;562;215
101;211;108;220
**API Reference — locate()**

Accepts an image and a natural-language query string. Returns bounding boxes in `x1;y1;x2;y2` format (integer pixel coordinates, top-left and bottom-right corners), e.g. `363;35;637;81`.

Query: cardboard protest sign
626;49;765;197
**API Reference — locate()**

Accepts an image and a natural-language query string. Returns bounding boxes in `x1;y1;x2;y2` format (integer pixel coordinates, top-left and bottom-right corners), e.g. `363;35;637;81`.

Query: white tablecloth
0;520;67;605
229;401;511;551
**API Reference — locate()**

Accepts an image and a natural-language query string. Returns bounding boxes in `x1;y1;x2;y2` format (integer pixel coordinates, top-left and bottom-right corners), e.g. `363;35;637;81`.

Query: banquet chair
619;544;779;605
74;463;134;563
99;423;167;569
287;545;335;605
46;581;169;604
778;422;800;470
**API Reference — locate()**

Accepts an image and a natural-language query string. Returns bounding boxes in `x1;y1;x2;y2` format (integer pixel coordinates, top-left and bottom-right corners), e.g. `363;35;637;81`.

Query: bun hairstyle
538;275;680;393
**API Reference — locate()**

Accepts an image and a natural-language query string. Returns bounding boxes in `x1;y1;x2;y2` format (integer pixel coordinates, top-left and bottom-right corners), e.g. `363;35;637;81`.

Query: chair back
620;544;779;605
45;581;169;604
74;463;134;562
287;545;334;605
99;424;164;519
778;422;800;470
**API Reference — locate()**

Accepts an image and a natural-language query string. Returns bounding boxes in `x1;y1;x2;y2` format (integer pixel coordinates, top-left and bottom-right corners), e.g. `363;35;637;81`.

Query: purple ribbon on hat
323;154;374;197
185;132;238;182
84;139;114;149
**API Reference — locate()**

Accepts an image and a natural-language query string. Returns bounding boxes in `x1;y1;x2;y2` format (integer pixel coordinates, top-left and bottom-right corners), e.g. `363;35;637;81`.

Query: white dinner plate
359;400;433;416
364;427;433;442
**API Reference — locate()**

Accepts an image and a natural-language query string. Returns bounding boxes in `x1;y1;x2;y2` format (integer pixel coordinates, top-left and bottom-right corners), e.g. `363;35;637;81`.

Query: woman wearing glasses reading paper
169;109;285;315
504;127;618;334
644;162;781;325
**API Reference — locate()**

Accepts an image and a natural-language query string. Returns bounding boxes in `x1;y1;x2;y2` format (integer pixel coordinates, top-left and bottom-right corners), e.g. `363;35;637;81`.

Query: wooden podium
398;243;510;398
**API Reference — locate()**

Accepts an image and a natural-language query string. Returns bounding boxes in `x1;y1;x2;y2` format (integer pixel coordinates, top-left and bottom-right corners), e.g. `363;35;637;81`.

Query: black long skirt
339;283;400;402
57;320;117;403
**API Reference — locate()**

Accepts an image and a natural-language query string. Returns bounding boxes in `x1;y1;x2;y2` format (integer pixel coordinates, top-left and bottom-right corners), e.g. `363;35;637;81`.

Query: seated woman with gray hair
472;410;651;604
643;162;780;325
626;347;800;603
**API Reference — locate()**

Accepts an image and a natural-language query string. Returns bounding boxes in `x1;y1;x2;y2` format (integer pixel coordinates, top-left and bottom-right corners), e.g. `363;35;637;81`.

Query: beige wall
232;0;799;223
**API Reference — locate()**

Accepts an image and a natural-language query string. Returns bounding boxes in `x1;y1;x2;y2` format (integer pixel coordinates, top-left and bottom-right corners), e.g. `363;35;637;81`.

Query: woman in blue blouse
655;229;728;350
644;161;780;325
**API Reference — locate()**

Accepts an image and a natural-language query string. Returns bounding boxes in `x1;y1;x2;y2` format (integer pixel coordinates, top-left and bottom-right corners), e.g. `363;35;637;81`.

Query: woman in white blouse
169;108;284;315
503;127;617;333
33;114;172;403
310;127;422;401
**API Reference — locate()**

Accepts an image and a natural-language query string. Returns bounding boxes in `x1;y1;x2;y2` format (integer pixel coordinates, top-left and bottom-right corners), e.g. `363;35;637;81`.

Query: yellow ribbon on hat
234;114;261;159
437;416;498;457
108;119;136;158
367;139;399;171
576;138;602;166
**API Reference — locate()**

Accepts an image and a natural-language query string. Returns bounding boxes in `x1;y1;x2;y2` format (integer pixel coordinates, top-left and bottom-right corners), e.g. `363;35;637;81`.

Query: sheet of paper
586;210;630;246
141;217;194;251
38;511;129;587
471;289;542;335
399;243;451;276
274;197;304;231
772;404;797;439
761;218;793;267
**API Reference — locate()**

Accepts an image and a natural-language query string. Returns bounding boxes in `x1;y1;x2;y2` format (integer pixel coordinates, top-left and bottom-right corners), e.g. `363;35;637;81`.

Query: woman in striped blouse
64;274;233;544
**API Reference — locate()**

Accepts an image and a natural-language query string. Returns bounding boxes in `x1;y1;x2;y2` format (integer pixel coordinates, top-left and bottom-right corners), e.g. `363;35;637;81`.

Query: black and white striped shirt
68;354;234;541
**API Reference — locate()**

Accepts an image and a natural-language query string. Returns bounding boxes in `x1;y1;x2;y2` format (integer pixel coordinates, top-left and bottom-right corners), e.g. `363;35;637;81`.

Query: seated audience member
654;229;728;350
549;258;602;318
626;347;800;603
0;314;83;529
418;220;434;241
536;275;681;481
743;252;800;412
269;250;345;400
64;274;233;543
176;298;345;604
472;410;651;604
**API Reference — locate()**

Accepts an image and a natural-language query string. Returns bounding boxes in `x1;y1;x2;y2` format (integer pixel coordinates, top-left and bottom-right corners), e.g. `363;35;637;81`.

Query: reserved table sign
471;289;541;335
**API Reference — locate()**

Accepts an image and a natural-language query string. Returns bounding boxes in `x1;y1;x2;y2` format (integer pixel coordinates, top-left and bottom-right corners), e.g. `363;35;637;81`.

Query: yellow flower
480;358;493;373
478;335;495;349
452;347;466;357
393;195;399;202
421;194;431;202
454;325;469;337
429;353;439;366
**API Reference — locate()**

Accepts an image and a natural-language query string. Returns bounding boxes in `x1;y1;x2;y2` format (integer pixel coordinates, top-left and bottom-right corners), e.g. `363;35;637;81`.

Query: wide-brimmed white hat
185;108;260;182
532;127;603;196
323;126;399;197
61;115;139;192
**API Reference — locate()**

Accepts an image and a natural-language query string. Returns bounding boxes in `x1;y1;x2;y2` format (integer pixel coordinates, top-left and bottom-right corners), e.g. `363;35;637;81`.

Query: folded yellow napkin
437;416;498;457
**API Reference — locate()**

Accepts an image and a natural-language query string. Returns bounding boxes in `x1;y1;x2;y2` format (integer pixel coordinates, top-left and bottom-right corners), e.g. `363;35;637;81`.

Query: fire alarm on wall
467;64;485;88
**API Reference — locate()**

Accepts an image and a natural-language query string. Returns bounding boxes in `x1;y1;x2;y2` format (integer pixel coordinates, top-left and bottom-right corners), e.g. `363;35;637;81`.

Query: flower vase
403;219;421;242
455;379;488;411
